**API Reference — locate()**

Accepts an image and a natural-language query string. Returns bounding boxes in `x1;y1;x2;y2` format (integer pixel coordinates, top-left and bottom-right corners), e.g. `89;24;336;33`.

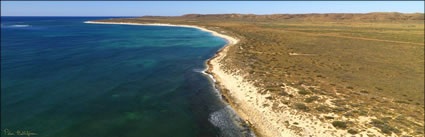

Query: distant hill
178;12;424;21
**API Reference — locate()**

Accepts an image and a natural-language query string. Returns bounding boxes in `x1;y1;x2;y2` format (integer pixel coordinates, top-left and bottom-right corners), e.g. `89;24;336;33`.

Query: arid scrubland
94;12;424;136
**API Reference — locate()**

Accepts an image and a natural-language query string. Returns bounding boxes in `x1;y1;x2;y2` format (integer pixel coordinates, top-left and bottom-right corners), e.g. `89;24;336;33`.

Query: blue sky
1;1;424;16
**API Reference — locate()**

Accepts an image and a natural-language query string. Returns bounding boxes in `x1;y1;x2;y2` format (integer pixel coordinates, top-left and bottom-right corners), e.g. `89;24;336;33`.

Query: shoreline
84;20;319;137
84;21;257;135
84;21;239;45
84;21;392;137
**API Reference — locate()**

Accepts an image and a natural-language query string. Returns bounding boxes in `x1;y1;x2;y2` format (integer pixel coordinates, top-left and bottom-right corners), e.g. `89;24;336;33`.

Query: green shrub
332;107;349;113
294;103;309;111
315;105;331;112
304;96;319;103
344;112;354;117
324;116;334;119
279;91;288;96
394;100;410;104
370;119;400;134
348;129;358;134
298;90;310;95
332;121;347;129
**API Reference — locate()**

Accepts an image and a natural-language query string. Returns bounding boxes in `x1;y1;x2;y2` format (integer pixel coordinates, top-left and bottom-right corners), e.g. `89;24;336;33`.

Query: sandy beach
84;21;393;137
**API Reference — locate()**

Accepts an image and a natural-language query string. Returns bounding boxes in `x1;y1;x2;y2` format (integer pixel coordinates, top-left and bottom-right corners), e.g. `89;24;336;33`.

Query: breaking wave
1;24;31;28
209;106;256;137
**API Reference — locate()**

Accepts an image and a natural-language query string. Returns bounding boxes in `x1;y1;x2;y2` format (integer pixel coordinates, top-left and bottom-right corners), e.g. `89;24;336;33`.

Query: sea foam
209;106;256;137
1;24;31;28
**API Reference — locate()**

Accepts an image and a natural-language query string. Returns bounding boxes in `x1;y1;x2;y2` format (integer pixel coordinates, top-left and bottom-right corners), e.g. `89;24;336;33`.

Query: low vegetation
347;129;358;134
297;90;310;95
294;103;309;111
304;96;319;103
332;121;348;129
370;119;401;135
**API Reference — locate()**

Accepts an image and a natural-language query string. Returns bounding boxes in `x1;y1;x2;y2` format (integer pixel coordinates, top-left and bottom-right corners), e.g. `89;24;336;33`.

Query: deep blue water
1;17;252;137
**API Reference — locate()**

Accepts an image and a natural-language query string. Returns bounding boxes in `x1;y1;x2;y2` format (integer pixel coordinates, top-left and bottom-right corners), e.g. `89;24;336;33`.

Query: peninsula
88;12;424;137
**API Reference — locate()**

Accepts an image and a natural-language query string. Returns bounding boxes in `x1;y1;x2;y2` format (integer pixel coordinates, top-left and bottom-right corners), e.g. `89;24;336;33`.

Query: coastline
84;21;254;134
84;21;391;137
84;21;239;45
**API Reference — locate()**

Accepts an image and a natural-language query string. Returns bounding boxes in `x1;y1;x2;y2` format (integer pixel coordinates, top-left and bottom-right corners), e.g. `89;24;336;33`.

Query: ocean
1;17;253;137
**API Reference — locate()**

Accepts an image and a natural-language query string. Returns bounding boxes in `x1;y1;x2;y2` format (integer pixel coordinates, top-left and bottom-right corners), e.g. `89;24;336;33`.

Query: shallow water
1;17;253;137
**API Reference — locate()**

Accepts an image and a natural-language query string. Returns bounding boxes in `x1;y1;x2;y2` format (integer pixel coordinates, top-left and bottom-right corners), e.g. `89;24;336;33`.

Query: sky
1;1;424;16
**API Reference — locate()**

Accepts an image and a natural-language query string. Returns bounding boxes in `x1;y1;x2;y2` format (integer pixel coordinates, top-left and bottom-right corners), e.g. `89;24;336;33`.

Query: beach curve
83;20;394;137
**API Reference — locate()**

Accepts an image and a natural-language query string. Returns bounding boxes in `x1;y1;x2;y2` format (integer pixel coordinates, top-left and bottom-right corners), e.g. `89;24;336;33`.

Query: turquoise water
1;17;252;137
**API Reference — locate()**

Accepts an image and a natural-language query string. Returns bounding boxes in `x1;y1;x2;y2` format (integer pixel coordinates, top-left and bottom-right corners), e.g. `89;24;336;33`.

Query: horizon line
2;12;424;17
